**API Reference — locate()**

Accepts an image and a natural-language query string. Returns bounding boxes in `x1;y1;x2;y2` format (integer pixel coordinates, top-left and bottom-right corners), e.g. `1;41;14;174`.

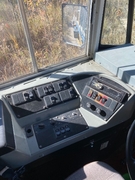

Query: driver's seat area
66;161;124;180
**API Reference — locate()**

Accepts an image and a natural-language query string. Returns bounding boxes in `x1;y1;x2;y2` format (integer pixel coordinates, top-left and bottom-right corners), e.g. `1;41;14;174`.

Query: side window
0;0;33;83
100;0;128;45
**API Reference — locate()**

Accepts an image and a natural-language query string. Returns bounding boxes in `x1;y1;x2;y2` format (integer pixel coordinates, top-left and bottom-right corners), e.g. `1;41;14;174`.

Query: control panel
33;109;89;148
81;76;129;120
73;75;130;121
5;78;79;119
1;72;134;170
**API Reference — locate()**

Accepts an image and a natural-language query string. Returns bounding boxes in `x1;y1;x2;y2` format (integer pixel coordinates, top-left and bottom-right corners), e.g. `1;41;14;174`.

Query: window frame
98;0;134;50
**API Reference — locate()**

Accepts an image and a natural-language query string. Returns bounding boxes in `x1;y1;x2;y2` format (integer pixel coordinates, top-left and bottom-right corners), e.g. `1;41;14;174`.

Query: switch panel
5;78;79;119
74;75;129;121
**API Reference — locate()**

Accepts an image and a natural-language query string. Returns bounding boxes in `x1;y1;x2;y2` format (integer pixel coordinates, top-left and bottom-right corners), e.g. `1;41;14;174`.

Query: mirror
62;4;88;47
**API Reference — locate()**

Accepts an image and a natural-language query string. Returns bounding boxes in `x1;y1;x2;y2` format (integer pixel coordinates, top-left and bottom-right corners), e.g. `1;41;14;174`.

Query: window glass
24;0;89;69
131;5;135;44
0;0;33;83
101;0;128;45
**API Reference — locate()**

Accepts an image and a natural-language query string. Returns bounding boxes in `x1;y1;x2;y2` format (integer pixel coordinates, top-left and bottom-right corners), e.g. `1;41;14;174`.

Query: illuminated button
87;89;93;97
96;95;102;101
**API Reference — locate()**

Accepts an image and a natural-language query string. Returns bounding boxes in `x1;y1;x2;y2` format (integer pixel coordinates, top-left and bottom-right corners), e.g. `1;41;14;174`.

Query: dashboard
0;70;135;169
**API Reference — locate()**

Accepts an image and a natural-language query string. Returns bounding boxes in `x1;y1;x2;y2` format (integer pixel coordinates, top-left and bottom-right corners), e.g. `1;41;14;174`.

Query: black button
55;129;61;136
50;119;55;125
65;125;70;132
38;123;45;129
60;127;65;134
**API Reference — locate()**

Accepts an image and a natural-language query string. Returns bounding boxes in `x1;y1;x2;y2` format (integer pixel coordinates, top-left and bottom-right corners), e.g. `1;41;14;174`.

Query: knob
96;107;101;114
96;83;103;90
90;104;96;111
86;102;91;108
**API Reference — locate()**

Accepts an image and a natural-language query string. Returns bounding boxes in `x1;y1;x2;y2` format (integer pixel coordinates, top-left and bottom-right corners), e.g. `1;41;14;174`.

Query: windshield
0;0;89;84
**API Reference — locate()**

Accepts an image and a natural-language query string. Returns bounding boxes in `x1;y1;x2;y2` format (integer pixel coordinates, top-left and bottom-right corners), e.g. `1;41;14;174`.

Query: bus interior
0;0;135;179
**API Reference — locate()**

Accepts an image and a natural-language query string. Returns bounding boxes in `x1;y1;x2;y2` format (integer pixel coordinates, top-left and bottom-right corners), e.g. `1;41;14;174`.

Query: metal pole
17;0;38;73
126;0;134;43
